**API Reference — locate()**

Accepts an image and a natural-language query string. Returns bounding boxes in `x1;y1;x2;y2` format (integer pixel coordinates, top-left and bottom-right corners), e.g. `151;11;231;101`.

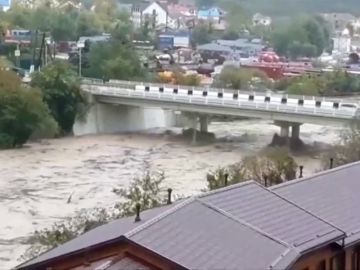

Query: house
167;3;197;30
4;29;32;45
197;7;223;22
322;13;357;33
167;3;196;18
197;7;226;32
333;28;352;54
56;0;81;10
197;43;233;55
0;0;10;11
252;13;272;26
131;1;177;29
158;31;191;49
201;38;265;59
17;160;360;270
270;161;360;270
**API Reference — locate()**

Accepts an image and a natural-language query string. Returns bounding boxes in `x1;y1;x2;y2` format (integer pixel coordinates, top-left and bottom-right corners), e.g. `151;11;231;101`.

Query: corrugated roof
201;181;344;252
271;161;360;247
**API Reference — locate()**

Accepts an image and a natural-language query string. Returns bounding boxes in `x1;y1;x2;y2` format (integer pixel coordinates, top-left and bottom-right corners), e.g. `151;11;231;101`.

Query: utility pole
15;43;20;68
77;41;85;77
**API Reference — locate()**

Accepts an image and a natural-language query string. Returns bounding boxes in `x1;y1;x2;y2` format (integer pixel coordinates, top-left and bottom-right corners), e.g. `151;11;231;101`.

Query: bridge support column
192;114;198;145
272;121;304;150
275;121;290;138
199;115;209;133
291;123;301;140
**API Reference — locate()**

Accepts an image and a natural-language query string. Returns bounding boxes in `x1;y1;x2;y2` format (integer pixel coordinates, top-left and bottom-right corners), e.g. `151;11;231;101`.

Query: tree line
0;61;86;149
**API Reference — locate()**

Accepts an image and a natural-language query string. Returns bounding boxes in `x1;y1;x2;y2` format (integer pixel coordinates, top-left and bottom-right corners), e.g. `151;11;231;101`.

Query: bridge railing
81;77;346;104
82;84;357;120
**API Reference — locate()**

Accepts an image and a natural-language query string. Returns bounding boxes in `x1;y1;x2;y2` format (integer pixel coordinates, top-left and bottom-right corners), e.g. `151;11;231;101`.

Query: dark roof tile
271;161;360;247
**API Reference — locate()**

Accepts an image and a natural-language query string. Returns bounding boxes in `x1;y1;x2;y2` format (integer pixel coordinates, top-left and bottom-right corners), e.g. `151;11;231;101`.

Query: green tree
191;24;212;46
31;61;87;134
303;18;326;56
213;66;270;90
76;12;103;37
83;41;145;80
0;70;57;148
206;148;298;190
270;16;331;58
111;11;133;44
286;77;322;96
113;170;167;216
50;12;77;41
22;207;113;261
220;1;249;32
322;121;360;169
22;170;168;260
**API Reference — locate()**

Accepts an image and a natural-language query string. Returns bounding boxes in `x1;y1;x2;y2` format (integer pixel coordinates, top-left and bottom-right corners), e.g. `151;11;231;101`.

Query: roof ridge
196;198;300;270
198;180;256;198
262;182;347;238
271;161;360;190
125;197;195;238
196;198;292;249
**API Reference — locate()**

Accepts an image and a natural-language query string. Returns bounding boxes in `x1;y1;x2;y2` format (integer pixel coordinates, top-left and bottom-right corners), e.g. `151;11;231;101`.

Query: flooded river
0;119;343;269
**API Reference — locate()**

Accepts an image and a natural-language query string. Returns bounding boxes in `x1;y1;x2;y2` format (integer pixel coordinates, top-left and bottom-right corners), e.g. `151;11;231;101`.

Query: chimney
224;173;229;186
299;166;304;178
330;158;334;169
134;203;141;222
167;188;173;205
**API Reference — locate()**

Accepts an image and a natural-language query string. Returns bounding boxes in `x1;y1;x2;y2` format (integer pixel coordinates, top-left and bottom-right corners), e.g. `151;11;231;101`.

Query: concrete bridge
77;78;360;143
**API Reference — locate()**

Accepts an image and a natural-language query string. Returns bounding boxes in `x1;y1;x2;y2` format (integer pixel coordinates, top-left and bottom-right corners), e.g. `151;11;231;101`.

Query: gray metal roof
197;43;233;53
17;204;174;269
201;181;345;252
127;199;299;270
271;161;360;247
18;180;347;270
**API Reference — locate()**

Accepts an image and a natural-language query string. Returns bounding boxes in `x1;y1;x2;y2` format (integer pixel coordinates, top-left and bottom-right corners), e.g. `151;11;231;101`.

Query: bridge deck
81;78;360;125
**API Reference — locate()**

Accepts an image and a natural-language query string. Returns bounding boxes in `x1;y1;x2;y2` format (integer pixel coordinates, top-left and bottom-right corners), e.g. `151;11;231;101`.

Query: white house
333;28;351;55
131;1;176;29
252;13;272;26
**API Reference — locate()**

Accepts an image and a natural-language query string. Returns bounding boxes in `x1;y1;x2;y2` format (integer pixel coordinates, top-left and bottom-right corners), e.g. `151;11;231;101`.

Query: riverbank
0;119;342;268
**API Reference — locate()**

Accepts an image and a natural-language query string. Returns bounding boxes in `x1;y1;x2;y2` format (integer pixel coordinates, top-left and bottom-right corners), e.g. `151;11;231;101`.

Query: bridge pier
280;122;290;138
192;114;198;145
291;123;301;140
200;115;209;133
73;100;177;136
273;121;304;149
275;121;290;138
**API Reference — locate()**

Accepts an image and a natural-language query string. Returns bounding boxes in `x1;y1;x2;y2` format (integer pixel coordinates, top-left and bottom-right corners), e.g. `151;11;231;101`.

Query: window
317;260;326;270
330;252;345;270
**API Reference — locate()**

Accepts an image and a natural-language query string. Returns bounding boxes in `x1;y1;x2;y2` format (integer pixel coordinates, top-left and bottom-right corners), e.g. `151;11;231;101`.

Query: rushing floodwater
0;120;343;269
